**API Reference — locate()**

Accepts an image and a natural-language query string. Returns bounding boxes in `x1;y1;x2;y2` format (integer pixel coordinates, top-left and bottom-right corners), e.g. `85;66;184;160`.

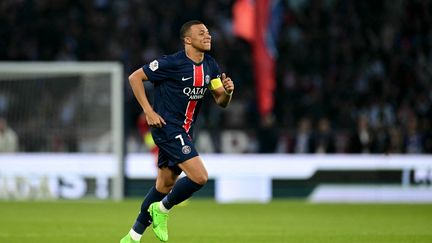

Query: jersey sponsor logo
182;76;193;81
182;145;191;154
183;87;208;100
149;60;159;71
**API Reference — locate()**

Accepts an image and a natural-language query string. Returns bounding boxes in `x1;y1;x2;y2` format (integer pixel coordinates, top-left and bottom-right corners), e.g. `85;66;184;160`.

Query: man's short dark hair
180;20;204;41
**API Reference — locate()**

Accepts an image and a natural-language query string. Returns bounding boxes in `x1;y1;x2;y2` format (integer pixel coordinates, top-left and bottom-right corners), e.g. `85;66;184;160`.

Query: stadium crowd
0;0;431;153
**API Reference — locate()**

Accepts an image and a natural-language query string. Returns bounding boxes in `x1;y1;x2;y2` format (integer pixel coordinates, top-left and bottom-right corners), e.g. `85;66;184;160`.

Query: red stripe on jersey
183;64;204;132
183;100;197;132
194;64;204;86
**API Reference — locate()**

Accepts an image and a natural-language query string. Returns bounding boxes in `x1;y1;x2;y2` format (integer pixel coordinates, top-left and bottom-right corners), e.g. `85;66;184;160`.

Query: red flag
232;0;255;43
253;0;274;117
233;0;282;117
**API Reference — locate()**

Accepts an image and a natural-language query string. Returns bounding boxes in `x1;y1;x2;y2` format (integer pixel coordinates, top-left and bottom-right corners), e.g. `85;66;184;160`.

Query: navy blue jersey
142;50;221;143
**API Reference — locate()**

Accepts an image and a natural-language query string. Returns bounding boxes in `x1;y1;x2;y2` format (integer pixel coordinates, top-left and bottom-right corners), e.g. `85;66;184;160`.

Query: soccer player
120;20;234;242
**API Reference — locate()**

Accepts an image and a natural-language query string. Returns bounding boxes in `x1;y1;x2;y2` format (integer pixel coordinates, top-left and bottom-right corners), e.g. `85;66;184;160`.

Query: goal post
0;62;124;200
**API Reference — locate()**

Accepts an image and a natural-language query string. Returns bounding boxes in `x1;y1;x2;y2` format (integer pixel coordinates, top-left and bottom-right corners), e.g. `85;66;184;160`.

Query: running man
120;20;234;242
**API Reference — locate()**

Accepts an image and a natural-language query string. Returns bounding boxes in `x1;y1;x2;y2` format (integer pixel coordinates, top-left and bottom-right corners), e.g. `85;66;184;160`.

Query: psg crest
205;75;210;85
182;145;191;154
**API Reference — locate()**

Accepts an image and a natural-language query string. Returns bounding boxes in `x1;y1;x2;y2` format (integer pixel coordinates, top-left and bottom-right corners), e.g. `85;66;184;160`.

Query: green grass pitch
1;199;432;242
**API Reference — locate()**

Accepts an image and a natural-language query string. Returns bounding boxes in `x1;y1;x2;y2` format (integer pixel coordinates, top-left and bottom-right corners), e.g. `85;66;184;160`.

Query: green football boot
148;202;169;242
119;233;140;243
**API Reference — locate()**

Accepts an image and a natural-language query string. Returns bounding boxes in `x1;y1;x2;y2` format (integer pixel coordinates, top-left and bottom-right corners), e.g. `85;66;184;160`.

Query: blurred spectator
290;117;314;153
387;126;404;154
348;116;373;154
373;123;390;153
0;117;18;152
311;117;336;154
257;114;278;153
404;118;424;153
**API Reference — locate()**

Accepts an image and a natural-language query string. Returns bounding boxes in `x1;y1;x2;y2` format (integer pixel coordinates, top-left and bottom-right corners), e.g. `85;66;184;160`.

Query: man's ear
184;36;192;44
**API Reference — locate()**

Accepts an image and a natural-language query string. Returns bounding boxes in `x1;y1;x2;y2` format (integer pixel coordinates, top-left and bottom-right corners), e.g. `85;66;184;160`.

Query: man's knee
192;173;208;186
179;156;208;185
156;180;175;193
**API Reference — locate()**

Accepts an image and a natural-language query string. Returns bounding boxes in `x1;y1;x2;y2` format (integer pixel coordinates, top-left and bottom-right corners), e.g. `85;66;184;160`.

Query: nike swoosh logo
182;77;193;81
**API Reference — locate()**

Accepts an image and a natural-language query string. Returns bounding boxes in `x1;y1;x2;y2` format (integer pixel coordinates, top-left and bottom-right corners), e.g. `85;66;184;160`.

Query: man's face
186;24;212;51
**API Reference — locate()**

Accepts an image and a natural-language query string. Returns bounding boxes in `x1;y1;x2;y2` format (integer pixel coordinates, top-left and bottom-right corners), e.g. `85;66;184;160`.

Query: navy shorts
156;132;199;175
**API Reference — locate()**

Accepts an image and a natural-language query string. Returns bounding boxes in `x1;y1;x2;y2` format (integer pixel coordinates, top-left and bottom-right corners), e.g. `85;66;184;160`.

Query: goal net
0;62;124;200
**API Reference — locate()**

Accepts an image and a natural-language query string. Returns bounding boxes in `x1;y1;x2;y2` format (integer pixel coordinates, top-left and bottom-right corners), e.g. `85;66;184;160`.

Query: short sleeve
142;55;172;82
210;57;221;80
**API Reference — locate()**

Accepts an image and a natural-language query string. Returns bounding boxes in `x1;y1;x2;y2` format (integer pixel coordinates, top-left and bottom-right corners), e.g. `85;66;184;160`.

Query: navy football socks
161;177;203;210
133;186;167;234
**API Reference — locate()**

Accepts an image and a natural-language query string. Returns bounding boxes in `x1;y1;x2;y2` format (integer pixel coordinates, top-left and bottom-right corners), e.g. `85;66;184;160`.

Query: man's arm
210;73;234;108
128;68;166;128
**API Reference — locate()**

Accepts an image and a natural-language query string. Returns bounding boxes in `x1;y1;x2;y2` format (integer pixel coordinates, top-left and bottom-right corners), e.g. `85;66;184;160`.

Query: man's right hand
145;110;166;128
